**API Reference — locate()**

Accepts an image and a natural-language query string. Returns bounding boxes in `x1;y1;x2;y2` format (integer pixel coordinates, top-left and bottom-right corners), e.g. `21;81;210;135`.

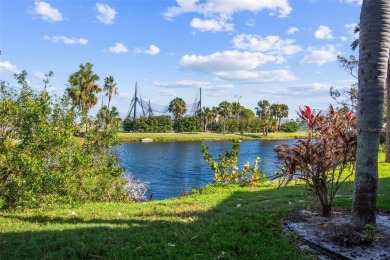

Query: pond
112;139;296;200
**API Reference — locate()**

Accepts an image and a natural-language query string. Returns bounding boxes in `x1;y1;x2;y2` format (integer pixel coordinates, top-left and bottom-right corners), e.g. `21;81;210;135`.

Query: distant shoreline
117;132;307;143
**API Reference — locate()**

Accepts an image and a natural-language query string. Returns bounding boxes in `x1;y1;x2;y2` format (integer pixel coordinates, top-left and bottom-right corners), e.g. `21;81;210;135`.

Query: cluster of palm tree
255;100;289;135
66;62;120;131
201;106;219;132
167;97;289;135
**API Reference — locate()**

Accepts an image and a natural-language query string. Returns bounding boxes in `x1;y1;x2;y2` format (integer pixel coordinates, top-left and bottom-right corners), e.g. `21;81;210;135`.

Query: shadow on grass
0;186;309;259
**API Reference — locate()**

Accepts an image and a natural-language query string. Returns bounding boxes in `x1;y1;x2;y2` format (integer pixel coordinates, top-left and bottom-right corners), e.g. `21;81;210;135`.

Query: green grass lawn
0;153;388;259
118;131;307;142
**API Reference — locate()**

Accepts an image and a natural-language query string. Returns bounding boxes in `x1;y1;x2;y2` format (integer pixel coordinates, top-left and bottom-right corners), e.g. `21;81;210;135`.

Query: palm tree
255;100;270;120
97;105;121;128
201;107;211;131
168;97;187;120
351;23;390;162
255;100;272;135
208;107;218;131
103;76;118;110
351;0;390;229
231;102;241;123
270;104;289;131
67;62;101;115
259;118;274;136
218;101;232;135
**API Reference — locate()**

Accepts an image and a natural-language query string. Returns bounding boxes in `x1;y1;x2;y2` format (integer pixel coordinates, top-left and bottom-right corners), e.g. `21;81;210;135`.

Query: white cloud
190;17;234;32
205;84;234;91
164;0;292;19
301;45;338;65
287;27;298;35
135;45;160;55
96;3;117;25
153;80;209;89
254;82;331;98
232;34;301;55
0;61;20;74
340;36;348;41
179;50;297;83
257;80;356;99
43;35;88;45
287;83;330;93
153;80;234;91
32;1;63;22
163;0;292;32
341;0;362;5
314;25;334;40
108;43;128;54
157;90;177;97
33;71;46;80
180;50;279;73
214;70;298;83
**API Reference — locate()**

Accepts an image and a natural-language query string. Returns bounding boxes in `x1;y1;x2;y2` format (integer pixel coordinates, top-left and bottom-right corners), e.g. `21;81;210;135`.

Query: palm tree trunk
386;62;390;162
108;96;111;110
351;0;390;229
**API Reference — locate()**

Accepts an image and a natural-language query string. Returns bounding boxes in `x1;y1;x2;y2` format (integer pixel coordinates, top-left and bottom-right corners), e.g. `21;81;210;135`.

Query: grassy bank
1;154;389;259
118;131;307;142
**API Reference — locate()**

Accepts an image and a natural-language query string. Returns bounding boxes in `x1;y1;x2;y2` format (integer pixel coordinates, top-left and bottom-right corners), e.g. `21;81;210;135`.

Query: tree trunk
386;62;390;162
352;0;390;229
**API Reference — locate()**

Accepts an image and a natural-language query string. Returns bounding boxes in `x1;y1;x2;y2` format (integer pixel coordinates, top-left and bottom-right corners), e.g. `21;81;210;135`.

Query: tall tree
240;108;255;119
351;23;390;162
209;106;219;131
231;102;241;123
103;76;118;110
202;106;219;132
255;100;273;136
255;100;270;120
97;105;121;128
351;0;390;229
67;62;101;116
168;97;187;120
270;104;289;131
218;101;232;135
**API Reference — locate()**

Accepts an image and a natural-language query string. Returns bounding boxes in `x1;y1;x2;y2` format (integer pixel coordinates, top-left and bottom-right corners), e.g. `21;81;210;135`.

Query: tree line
124;97;295;134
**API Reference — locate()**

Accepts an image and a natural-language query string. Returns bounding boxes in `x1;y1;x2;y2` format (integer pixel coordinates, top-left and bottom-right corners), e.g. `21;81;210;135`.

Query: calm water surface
113;140;295;200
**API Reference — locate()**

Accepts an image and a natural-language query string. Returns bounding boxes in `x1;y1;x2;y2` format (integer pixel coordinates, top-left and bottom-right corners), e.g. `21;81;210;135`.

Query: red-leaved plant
274;105;357;217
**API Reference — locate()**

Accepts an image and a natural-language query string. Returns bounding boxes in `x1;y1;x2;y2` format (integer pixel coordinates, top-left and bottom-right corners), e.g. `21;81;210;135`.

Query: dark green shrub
132;116;172;132
281;121;299;132
173;116;202;132
122;118;134;132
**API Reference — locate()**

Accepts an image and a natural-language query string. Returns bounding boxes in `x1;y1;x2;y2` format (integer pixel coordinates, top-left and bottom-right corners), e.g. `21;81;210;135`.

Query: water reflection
113;140;295;200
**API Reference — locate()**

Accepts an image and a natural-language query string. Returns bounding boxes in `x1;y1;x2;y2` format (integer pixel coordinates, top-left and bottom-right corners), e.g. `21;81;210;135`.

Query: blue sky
0;0;362;119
